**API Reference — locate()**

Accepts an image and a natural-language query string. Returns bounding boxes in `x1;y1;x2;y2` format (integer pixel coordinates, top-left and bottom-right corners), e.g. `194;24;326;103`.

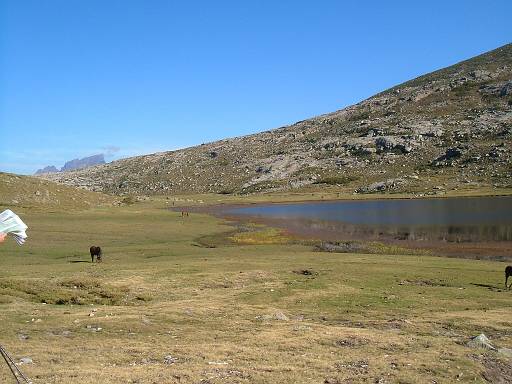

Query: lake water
226;196;512;242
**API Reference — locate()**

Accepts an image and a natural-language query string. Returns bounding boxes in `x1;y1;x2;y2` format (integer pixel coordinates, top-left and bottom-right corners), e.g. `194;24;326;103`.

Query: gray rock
433;147;465;165
417;126;443;137
467;334;496;350
375;136;412;154
19;357;33;364
375;137;398;152
469;69;493;81
274;311;289;321
365;128;384;137
356;178;405;194
164;355;178;364
362;181;387;192
85;325;102;332
395;143;412;154
479;81;512;97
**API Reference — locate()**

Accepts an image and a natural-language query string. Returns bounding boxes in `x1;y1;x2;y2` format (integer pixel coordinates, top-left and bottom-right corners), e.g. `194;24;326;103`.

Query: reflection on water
228;196;512;242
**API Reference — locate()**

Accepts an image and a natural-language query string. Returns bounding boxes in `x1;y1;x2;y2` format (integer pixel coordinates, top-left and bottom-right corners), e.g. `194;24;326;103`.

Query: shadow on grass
68;260;90;263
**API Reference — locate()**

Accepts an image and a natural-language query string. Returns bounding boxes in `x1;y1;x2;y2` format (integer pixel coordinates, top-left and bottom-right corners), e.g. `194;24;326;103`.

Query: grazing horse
90;246;102;263
506;266;512;289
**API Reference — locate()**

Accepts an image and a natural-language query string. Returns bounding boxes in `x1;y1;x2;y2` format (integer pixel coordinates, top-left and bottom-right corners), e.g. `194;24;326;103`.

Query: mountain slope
0;172;114;210
41;43;512;195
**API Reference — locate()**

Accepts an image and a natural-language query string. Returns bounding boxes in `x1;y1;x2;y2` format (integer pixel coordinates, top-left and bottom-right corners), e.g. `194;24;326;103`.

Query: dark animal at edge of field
90;246;102;263
506;265;512;289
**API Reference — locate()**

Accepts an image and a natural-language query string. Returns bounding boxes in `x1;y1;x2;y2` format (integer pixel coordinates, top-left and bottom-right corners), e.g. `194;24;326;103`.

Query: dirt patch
292;269;317;276
481;356;512;383
398;279;448;287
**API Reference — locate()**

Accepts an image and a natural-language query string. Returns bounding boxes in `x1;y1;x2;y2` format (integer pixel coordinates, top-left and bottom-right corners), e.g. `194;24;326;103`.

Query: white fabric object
0;209;28;245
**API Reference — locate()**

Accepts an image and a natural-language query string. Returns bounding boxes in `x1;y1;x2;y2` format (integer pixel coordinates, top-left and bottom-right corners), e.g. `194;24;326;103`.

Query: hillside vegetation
40;44;512;196
0;172;114;211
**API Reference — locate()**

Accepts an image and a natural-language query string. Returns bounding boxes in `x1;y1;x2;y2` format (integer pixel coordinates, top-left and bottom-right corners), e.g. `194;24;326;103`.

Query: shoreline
183;194;512;262
166;187;512;211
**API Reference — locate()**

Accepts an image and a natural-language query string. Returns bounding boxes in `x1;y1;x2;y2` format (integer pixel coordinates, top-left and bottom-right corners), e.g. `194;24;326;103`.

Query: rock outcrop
35;154;106;176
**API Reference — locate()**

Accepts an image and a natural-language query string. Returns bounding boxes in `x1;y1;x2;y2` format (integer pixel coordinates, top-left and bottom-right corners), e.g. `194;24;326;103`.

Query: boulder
274;311;289;321
356;178;405;194
375;137;412;154
467;334;496;350
375;137;398;152
478;81;512;97
164;355;178;364
19;357;33;364
433;147;465;166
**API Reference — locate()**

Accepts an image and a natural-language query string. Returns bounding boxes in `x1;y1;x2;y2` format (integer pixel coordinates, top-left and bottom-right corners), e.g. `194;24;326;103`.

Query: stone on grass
164;355;178;364
19;357;33;364
467;334;497;351
274;311;289;321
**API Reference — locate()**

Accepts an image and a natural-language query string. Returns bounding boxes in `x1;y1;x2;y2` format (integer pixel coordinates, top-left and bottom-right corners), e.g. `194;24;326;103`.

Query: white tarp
0;209;28;245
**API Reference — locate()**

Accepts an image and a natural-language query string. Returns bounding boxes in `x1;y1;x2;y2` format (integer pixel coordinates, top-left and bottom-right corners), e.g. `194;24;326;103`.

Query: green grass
0;201;511;383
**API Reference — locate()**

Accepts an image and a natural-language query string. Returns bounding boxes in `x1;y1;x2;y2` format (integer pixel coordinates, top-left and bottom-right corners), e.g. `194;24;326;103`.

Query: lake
225;196;512;243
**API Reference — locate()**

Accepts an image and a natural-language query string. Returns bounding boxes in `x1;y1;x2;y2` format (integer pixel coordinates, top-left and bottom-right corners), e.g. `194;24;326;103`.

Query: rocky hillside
40;44;512;195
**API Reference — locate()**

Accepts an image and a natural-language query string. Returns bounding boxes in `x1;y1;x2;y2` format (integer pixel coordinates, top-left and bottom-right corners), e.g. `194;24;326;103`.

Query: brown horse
506;266;512;289
90;246;102;263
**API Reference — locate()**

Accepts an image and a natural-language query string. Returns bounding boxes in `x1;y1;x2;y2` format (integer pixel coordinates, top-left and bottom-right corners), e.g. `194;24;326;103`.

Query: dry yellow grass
0;200;510;383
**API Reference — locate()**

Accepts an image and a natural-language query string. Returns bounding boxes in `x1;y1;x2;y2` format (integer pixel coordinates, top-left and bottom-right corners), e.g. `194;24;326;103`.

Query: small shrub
122;196;137;205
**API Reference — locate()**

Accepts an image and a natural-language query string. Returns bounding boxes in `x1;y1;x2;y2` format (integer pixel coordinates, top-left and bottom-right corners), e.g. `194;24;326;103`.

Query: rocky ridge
40;44;512;195
35;154;106;175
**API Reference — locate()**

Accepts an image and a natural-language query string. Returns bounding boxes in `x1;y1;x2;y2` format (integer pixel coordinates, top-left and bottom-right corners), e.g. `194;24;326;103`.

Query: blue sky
1;1;511;175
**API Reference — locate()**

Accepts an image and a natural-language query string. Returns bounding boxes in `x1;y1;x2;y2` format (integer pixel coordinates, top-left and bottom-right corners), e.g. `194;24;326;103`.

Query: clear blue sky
1;0;511;175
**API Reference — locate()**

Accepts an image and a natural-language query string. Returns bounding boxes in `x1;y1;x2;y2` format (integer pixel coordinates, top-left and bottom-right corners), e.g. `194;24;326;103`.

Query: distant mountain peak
34;165;59;175
35;154;105;175
61;154;105;172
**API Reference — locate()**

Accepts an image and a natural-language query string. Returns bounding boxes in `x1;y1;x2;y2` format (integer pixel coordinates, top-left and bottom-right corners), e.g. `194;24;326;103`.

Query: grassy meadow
0;198;511;383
